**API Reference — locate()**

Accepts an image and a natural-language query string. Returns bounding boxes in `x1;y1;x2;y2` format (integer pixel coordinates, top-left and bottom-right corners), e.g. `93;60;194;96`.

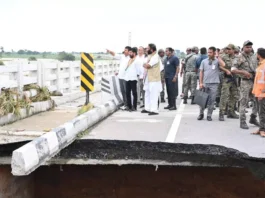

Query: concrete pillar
69;62;73;93
56;61;60;92
41;61;46;88
17;63;23;92
37;61;42;87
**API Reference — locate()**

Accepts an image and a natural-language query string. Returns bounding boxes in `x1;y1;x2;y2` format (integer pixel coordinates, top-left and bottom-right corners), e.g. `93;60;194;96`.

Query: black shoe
164;106;171;109
197;114;204;120
249;114;260;127
240;121;249;129
169;107;177;111
207;116;212;121
129;108;136;112
191;96;196;105
161;99;166;103
227;111;239;119
140;105;145;108
148;112;159;116
183;96;187;104
141;109;149;113
219;113;224;121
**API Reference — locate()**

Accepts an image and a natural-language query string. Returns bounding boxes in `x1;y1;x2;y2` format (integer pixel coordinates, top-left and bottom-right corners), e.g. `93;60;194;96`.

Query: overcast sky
1;0;264;53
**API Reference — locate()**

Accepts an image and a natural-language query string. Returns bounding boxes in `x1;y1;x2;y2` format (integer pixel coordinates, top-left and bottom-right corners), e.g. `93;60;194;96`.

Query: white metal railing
0;60;120;93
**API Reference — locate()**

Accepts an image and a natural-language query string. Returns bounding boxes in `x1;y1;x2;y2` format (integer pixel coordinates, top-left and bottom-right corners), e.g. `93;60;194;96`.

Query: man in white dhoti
141;43;163;116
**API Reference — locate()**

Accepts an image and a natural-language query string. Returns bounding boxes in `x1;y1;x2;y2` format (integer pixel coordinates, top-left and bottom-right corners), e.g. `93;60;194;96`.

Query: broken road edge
10;99;119;176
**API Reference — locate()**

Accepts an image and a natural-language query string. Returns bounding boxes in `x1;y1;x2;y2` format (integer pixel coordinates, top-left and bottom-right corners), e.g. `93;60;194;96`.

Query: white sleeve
136;61;142;76
160;60;164;71
149;55;159;67
114;54;122;60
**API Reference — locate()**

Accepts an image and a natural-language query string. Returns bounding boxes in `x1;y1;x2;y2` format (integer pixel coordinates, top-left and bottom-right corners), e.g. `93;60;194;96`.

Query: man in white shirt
142;43;163;115
124;47;141;111
106;46;131;108
136;46;146;106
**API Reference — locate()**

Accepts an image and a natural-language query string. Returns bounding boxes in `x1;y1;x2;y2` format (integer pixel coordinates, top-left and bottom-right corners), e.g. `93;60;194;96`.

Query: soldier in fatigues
231;40;259;129
219;44;239;121
180;48;192;99
183;47;198;104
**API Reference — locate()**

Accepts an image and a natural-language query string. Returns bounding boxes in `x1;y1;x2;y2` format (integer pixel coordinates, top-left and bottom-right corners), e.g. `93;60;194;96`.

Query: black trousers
166;77;177;107
258;98;265;131
126;80;137;110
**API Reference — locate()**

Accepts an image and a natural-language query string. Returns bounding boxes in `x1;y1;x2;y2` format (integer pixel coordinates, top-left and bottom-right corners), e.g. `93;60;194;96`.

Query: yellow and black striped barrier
81;52;94;92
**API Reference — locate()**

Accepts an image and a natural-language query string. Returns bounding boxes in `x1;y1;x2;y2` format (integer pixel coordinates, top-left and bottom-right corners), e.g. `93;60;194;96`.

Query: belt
186;71;196;72
242;78;254;81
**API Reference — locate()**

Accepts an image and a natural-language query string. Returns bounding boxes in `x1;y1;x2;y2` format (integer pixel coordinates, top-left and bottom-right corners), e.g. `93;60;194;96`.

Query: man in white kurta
142;44;163;115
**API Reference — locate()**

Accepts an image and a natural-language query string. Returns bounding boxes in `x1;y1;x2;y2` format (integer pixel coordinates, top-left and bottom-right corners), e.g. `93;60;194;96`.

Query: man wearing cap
231;40;259;129
183;47;198;104
219;44;239;121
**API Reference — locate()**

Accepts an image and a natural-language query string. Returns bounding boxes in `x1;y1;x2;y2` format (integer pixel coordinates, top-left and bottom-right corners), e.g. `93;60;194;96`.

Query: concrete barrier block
41;132;59;155
12;143;39;175
11;99;118;176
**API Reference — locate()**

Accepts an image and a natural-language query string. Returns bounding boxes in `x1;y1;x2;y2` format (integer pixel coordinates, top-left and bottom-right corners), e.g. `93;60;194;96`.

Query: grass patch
0;89;31;117
24;84;52;102
77;103;94;116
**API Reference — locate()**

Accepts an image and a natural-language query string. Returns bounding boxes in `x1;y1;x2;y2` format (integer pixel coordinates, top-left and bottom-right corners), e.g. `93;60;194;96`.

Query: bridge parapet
0;60;120;94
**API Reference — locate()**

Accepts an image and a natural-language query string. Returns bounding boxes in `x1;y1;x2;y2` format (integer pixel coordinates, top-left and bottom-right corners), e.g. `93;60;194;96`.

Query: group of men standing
107;43;179;116
106;41;265;138
181;41;265;137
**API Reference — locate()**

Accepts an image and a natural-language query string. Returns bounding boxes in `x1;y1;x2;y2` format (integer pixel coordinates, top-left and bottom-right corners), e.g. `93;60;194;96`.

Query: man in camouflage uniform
180;48;192;98
158;49;166;102
215;48;223;107
183;47;198;104
231;40;259;129
219;44;239;121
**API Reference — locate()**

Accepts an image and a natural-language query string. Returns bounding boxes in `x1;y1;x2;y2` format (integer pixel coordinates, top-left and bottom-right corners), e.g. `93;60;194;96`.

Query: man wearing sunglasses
219;44;239;121
231;40;259;129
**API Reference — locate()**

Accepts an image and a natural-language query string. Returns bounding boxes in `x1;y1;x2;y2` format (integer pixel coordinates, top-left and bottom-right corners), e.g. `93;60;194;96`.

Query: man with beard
231;40;259;129
141;43;162;116
124;47;141;112
198;47;225;121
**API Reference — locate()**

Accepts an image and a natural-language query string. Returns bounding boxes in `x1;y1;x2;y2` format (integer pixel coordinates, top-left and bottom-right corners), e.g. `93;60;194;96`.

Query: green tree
28;57;37;61
180;52;186;59
0;46;3;58
58;52;75;61
18;49;25;54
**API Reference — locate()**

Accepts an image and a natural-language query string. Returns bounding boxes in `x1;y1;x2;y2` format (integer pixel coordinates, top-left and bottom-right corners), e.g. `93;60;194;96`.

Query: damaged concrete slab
1;139;265;180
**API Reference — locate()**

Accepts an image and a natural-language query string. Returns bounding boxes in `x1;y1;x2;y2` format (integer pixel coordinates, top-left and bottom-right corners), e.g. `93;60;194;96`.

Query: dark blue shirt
196;54;208;69
164;55;179;78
